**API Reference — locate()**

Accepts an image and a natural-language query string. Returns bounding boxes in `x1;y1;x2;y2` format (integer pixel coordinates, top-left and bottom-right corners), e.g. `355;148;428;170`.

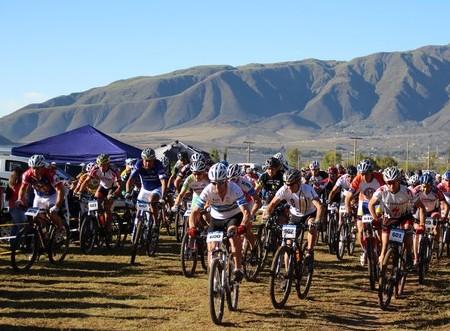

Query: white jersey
335;174;352;192
197;182;247;220
275;183;318;217
414;187;444;213
372;185;418;219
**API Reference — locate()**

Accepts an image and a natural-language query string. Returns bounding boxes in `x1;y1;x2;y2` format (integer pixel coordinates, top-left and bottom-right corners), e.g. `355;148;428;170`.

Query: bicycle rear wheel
378;247;397;310
336;223;346;260
11;226;38;271
327;215;337;254
367;238;378;290
297;242;314;299
79;216;97;254
175;211;184;242
256;225;269;271
418;236;429;284
243;239;261;281
180;233;197;277
208;258;225;325
226;256;239;311
48;223;70;264
269;245;292;309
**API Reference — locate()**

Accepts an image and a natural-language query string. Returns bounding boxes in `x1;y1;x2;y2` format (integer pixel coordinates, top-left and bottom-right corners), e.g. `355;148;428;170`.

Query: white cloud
23;91;48;103
0;91;48;117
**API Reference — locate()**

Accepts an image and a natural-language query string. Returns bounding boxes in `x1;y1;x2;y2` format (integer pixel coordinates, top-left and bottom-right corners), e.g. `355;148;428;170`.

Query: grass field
0;233;449;331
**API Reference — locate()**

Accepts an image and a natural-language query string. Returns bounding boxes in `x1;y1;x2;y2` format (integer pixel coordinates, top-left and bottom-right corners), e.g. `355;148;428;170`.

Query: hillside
1;44;449;143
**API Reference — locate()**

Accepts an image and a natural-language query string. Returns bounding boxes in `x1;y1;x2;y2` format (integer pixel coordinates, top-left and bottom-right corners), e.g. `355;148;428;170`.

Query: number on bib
25;208;40;217
88;201;98;211
389;228;405;244
425;217;434;231
362;215;373;224
207;231;224;243
282;224;297;239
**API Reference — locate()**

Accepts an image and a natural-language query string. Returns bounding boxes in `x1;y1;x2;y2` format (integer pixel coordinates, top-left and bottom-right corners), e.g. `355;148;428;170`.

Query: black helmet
347;165;357;176
265;157;281;169
283;168;302;185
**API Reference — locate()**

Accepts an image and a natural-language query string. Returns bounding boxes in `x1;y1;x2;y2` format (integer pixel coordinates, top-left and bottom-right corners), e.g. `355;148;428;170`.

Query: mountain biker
263;168;323;256
168;151;189;192
254;157;284;204
188;163;250;282
17;154;65;230
173;152;205;191
368;167;425;267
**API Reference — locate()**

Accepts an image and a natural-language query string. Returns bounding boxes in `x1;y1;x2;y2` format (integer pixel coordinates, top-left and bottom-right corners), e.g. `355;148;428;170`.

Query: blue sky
0;0;449;117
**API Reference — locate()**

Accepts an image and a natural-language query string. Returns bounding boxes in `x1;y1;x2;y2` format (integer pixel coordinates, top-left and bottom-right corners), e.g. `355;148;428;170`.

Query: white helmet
407;174;419;186
158;155;169;168
208;163;227;183
227;163;242;179
125;158;137;167
273;152;285;162
190;152;205;162
190;160;206;173
28;154;46;168
85;162;95;172
383;167;401;182
357;159;373;173
141;148;155;160
309;160;320;170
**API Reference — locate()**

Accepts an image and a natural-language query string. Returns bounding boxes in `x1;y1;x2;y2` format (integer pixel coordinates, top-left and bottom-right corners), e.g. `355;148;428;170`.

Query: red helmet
328;166;338;176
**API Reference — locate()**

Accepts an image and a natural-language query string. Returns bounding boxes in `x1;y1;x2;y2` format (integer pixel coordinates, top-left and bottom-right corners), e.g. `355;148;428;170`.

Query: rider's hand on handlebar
416;225;425;235
124;192;132;200
188;227;198;237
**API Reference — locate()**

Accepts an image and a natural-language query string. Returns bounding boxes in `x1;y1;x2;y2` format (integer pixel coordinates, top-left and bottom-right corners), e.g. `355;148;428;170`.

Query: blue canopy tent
11;125;141;164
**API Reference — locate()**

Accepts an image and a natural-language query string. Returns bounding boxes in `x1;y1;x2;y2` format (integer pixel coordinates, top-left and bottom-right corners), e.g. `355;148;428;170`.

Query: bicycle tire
48;222;70;264
226;256;239;311
269;245;292;309
336;223;346;260
180;233;197;277
297;242;314;299
378;247;397;310
111;213;123;248
395;248;407;298
418;236;428;284
79;215;97;254
146;223;159;257
367;238;377;290
11;226;38;271
257;225;269;271
208;258;225;325
243;239;260;281
130;219;143;265
175;211;184;243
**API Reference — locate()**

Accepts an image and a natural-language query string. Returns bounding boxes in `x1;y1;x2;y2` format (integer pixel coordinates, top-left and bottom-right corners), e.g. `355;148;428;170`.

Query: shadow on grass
0;325;82;331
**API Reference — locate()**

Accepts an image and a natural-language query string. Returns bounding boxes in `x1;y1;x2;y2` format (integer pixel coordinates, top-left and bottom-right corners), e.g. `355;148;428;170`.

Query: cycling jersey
22;168;61;197
89;165;121;190
182;174;209;196
197;182;247;220
177;163;191;179
171;160;186;177
78;173;100;196
130;159;167;191
233;176;256;203
437;182;450;204
275;183;318;217
414;186;444;214
258;171;284;194
310;170;328;195
334;174;353;193
346;172;385;202
372;185;418;219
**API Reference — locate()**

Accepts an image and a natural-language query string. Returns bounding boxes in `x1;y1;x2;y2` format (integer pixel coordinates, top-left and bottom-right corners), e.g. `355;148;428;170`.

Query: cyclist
79;154;122;233
188;163;250;282
17;155;65;230
263;168;322;256
407;174;420;193
125;148;167;225
158;155;171;177
169;151;190;192
437;170;450;206
273;152;289;172
414;173;449;263
173;152;204;191
255;157;284;204
328;165;357;204
344;159;384;266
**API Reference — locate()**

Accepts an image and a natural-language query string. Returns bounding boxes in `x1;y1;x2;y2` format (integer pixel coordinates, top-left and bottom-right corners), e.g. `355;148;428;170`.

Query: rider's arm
78;174;92;193
414;199;426;227
54;183;64;209
264;195;281;218
17;182;29;205
312;197;323;223
368;195;379;221
160;177;168;198
250;193;262;216
174;184;188;206
239;204;251;227
328;184;340;204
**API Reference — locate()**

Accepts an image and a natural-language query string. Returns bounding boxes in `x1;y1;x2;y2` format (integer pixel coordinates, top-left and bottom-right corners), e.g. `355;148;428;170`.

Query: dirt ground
0;234;449;331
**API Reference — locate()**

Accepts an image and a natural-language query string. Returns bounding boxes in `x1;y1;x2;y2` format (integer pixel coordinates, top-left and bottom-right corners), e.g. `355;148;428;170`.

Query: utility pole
406;140;409;172
427;144;431;170
243;141;255;163
350;137;362;166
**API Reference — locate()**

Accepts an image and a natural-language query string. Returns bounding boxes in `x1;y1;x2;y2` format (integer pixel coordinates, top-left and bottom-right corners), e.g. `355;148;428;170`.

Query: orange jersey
348;172;385;202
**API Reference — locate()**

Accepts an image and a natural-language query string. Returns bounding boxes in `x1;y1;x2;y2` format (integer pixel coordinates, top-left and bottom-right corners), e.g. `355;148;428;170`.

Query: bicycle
112;197;135;247
180;228;207;277
326;202;339;254
269;221;314;309
437;218;449;258
336;208;356;261
378;224;412;310
174;199;191;242
11;207;70;271
208;229;240;325
256;207;284;273
79;197;121;253
130;200;161;264
417;217;437;284
160;195;176;237
361;214;380;290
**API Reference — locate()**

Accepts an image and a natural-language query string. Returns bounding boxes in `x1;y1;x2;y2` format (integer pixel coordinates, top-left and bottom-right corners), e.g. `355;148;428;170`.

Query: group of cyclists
7;147;450;323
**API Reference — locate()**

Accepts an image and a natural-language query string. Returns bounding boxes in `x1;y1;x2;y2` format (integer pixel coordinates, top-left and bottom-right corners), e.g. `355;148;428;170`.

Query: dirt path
0;236;449;330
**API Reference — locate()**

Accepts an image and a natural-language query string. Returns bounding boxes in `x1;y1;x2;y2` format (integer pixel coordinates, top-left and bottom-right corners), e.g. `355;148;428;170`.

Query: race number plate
389;228;405;244
328;204;338;212
282;224;297;239
425;217;434;231
207;231;223;243
184;208;192;217
137;202;150;212
339;205;346;214
362;215;373;224
88;201;98;211
186;202;192;210
25;208;39;217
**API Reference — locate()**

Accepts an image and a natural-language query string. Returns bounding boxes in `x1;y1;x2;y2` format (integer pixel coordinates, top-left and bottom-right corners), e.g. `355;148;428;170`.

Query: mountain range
1;44;449;146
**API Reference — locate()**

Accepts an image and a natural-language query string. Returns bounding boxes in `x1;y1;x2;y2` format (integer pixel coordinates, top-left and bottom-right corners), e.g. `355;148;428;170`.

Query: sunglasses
286;182;298;187
386;180;397;185
211;181;226;186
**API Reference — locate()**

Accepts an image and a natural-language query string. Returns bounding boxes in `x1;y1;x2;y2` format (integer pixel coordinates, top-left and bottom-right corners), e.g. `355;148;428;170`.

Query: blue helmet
443;170;450;181
419;173;434;185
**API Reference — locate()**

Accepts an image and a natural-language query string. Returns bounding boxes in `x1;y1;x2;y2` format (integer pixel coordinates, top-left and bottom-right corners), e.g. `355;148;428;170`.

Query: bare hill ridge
1;44;449;142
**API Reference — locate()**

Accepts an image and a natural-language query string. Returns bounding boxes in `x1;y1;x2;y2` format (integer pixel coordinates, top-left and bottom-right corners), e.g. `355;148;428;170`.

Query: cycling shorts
208;212;243;232
357;201;381;217
382;214;413;233
290;210;317;225
33;194;57;210
137;187;162;202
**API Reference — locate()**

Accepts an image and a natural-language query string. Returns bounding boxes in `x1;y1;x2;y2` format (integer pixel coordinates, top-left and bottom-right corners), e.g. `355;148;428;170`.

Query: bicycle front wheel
297;242;314;299
80;216;97;254
269;245;292;309
378;247;397;310
367;237;378;290
11;226;38;271
130;219;143;265
243;239;261;281
180;233;197;277
48;223;70;264
209;258;225;325
336;223;346;260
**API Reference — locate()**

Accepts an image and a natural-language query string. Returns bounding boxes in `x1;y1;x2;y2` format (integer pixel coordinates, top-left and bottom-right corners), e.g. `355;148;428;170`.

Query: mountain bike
174;199;191;242
437;218;449;258
336;208;356;260
269;221;314;309
180;228;207;277
378;224;412;310
417;217;438;284
11;207;70;271
326;202;339;254
208;229;240;325
361;214;380;290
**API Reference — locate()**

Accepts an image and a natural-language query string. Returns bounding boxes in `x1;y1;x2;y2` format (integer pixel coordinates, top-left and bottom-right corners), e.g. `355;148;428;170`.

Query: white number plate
186;202;192;209
339;205;346;214
425;217;434;231
88;201;98;211
328;204;338;212
362;215;373;224
282;224;297;239
137;202;150;212
389;228;405;244
25;208;39;217
207;231;223;243
184;208;192;217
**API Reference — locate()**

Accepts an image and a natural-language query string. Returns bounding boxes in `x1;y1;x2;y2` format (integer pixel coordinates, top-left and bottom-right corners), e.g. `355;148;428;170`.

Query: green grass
0;235;449;330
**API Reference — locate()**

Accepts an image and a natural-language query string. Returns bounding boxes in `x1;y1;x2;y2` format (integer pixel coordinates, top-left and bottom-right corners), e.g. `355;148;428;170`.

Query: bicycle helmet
208;163;227;183
96;153;110;165
309;160;320;170
265;157;281;169
125;158;137;167
407;174;419;186
419;173;434;185
347;165;357;176
273;152;285;162
158;155;169;168
227;163;242;179
28;154;46;168
283;168;302;185
85;162;95;172
141;148;156;160
443;170;450;181
357;159;373;173
220;160;229;167
190;160;206;173
328;166;338;176
190;152;205;162
382;167;401;182
177;151;189;162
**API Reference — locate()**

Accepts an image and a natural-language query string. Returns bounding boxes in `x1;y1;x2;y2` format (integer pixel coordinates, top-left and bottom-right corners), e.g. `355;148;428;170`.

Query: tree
286;148;300;168
209;148;220;163
375;156;398;169
222;147;228;161
322;150;342;169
